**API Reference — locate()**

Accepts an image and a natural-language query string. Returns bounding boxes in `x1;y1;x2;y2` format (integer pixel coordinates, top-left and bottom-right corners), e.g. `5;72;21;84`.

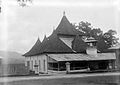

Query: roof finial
38;36;40;40
37;36;41;43
63;11;65;16
44;34;47;39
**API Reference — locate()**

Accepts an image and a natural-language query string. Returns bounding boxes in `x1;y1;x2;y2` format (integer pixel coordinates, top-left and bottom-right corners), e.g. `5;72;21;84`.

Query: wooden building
0;56;29;76
23;12;116;74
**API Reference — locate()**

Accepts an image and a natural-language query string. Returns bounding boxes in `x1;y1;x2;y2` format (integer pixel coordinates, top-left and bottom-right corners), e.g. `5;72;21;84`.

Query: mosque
23;12;118;74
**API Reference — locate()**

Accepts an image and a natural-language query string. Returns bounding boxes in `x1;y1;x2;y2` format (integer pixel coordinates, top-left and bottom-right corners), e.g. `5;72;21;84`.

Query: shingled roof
23;12;86;56
23;38;42;56
72;35;88;53
54;13;84;36
39;33;74;54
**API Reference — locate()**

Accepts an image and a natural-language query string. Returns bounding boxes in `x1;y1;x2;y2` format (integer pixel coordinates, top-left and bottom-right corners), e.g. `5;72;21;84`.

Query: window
27;61;30;67
34;60;39;72
12;66;16;73
43;60;46;71
31;61;33;70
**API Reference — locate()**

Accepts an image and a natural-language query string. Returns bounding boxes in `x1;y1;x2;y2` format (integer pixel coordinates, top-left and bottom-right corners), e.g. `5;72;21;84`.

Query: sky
0;0;120;54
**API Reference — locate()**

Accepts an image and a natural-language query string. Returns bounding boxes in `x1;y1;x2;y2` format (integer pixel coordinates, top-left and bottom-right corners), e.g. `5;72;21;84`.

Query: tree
74;21;119;52
77;21;103;39
78;21;92;37
103;29;119;47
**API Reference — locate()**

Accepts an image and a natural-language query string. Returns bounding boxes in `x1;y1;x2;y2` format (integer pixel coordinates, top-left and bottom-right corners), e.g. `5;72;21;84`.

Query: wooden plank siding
0;64;29;76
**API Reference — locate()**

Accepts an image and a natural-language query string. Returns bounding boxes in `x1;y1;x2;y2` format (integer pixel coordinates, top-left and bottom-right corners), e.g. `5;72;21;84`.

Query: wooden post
58;63;59;71
52;63;53;70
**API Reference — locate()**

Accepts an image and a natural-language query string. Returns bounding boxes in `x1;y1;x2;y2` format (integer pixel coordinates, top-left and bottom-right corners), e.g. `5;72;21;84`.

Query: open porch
47;53;116;73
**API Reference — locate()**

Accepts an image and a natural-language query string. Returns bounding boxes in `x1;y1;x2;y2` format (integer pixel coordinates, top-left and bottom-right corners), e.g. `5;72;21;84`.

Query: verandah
48;60;116;72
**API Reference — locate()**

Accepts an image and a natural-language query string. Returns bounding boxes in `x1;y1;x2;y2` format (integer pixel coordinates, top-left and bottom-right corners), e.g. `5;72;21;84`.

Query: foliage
74;21;119;52
103;30;118;46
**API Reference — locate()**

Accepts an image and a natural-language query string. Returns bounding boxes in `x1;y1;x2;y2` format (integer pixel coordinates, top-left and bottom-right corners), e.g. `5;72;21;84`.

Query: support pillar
58;63;59;71
65;62;70;74
108;60;112;70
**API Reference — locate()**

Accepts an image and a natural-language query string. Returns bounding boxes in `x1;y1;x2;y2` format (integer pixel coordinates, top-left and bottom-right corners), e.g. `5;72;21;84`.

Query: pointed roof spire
23;37;42;56
63;11;65;16
54;12;85;36
37;37;41;43
37;36;41;42
44;34;47;39
42;34;48;43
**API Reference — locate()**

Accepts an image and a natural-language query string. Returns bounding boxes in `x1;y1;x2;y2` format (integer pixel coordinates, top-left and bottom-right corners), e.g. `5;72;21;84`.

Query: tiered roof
40;33;74;54
23;13;86;56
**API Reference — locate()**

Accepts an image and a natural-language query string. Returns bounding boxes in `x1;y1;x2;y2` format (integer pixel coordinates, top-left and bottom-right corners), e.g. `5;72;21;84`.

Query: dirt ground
0;72;120;85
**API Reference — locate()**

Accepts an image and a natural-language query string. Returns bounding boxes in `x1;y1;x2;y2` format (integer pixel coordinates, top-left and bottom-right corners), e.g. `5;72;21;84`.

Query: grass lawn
1;74;120;85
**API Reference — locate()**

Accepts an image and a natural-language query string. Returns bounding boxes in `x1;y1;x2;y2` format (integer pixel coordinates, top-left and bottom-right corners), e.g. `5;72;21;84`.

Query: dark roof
42;35;48;43
23;38;42;56
54;15;84;36
23;13;86;56
72;35;88;53
39;33;74;54
23;33;75;56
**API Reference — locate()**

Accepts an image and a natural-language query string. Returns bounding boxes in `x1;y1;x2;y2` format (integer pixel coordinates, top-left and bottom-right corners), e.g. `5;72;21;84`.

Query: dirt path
0;72;120;83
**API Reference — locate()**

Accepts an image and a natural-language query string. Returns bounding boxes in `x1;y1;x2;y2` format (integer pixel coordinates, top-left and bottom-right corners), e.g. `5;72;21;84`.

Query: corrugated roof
48;53;116;61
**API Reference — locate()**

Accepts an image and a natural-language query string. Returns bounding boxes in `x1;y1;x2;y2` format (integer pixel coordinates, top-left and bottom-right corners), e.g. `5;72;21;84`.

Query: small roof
23;38;42;56
84;37;97;43
72;35;87;53
48;53;116;62
54;13;84;36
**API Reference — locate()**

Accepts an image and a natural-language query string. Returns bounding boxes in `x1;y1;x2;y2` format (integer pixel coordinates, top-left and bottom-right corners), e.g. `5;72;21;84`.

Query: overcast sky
0;0;120;54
